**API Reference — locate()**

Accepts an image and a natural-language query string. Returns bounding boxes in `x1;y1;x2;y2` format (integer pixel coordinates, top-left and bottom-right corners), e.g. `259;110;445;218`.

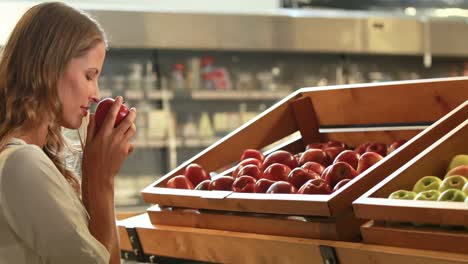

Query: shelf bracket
319;245;339;264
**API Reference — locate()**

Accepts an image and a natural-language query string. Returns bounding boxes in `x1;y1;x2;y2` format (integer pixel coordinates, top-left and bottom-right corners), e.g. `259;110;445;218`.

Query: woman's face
58;42;106;129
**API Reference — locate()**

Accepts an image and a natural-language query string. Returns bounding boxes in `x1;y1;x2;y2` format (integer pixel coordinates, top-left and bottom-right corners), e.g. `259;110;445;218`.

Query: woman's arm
82;96;136;264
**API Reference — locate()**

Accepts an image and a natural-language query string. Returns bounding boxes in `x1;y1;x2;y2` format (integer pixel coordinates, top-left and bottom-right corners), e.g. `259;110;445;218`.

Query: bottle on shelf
201;56;215;90
144;61;158;93
198;111;214;139
186;57;201;91
171;63;186;92
127;63;143;91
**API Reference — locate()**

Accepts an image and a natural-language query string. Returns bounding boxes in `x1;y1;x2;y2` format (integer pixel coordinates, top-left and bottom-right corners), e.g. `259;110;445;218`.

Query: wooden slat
142;187;331;216
354;114;468;226
362;221;468;254
300;77;468;126
290;96;321;145
146;205;362;241
118;214;468;264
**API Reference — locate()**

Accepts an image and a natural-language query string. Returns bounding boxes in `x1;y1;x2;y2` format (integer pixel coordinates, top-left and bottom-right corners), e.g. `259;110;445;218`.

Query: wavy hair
0;2;107;193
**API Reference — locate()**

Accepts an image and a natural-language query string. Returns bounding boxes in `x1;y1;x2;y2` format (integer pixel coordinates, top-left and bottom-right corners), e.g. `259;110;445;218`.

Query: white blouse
0;138;110;263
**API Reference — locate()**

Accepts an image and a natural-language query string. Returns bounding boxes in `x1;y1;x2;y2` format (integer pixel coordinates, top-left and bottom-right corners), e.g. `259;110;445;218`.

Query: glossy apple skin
301;162;325;175
94;98;129;133
266;181;296;194
240;149;264;163
445;165;468;178
305;142;324;150
233;158;262;178
299;149;331;167
388;190;416;200
208;176;235;191
184;163;210;186
412;176;442;193
439;175;467;192
166;175;194;189
263;163;291;182
194;179;211;190
322;162;357;187
354;142;371;155
387;140;408;155
237;164;263;180
262;150;298;170
323;140;347;149
287;168;321;190
365;142;387;157
438;189;466;202
232;176;257;193
332;179;352;192
254;178;276;193
356;152;384;174
324;146;345;163
334;150;360;170
298;179;332;195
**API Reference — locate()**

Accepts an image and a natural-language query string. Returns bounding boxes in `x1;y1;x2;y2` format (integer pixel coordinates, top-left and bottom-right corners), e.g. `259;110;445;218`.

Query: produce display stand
118;213;468;264
141;77;468;241
353;118;468;254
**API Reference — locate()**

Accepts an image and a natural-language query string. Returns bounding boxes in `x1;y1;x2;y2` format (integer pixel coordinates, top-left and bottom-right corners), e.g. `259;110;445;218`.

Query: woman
0;2;136;263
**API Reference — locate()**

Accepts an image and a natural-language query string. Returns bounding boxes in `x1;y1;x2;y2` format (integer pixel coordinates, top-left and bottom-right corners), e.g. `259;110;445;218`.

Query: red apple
208;176;235;191
237;164;263;180
166;175;194;189
356;152;384;174
184;163;210;186
233;158;262;178
299;149;331;167
323;140;348;149
334;150;360;170
240;149;264;162
324;146;345;162
305;142;324;150
387;140;408;155
365;142;387;157
263;163;291;182
354;142;371;155
266;181;297;194
254;178;276;193
332;179;352;192
232;176;257;193
262;150;298;170
94;98;130;133
301;161;326;175
194;179;211;190
321;162;357;187
287;168;321;190
298;179;332;194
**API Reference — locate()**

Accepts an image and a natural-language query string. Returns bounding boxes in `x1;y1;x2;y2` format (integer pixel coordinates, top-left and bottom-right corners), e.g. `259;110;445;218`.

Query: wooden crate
118;214;468;264
141;78;468;240
353;118;468;251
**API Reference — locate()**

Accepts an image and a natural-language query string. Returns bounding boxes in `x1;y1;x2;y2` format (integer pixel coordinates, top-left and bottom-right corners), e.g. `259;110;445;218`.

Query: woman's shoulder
0;144;61;185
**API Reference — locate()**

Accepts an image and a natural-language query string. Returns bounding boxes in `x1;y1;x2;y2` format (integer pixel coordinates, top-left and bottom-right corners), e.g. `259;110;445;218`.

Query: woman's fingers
116;107;136;137
86;114;96;145
101;96;123;135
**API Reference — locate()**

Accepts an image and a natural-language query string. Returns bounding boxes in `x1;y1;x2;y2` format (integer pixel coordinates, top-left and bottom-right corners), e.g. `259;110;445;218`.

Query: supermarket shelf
118;214;468;264
191;90;291;100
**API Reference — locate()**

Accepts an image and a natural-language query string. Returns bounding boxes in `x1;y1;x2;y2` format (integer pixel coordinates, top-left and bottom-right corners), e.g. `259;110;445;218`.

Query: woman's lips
81;107;89;117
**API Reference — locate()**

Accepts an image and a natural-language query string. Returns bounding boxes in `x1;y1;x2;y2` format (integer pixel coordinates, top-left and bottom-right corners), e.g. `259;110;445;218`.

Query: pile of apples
388;154;468;203
166;139;407;195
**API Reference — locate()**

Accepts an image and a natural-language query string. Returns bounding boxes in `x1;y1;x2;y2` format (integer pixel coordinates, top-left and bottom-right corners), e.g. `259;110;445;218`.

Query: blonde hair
0;2;107;193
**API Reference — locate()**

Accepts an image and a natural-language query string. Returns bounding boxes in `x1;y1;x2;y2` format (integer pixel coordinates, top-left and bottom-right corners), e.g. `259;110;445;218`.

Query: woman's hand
82;96;137;183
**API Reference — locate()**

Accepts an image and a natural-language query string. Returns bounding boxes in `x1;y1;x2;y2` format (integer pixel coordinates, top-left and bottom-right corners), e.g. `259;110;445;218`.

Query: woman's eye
86;75;93;81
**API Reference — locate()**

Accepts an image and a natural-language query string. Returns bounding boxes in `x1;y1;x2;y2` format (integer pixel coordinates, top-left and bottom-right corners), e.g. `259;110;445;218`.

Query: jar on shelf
171;63;186;92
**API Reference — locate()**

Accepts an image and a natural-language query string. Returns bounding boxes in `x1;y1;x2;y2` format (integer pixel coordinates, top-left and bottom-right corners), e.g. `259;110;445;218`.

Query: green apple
439;175;467;192
412;176;442;193
447;154;468;172
463;182;468;196
437;189;467;202
414;190;440;201
388;190;416;200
